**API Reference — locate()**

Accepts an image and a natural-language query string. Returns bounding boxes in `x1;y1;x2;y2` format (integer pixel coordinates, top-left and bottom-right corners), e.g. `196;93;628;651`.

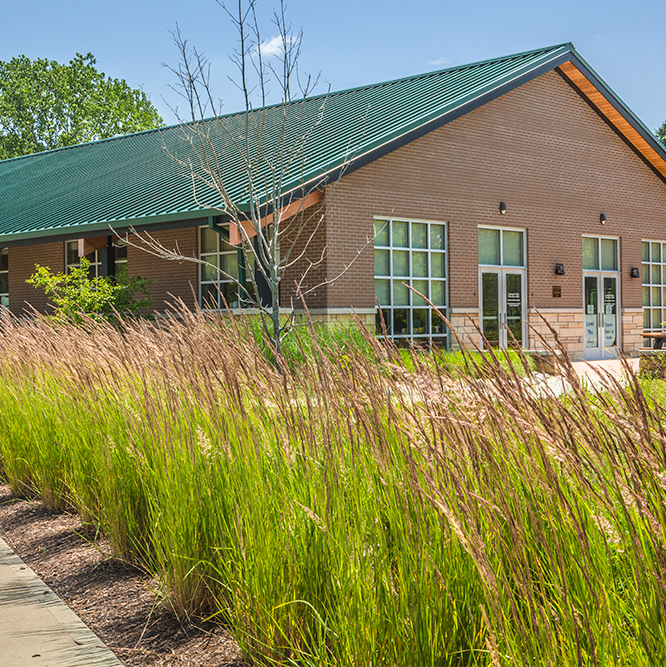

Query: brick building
1;43;665;360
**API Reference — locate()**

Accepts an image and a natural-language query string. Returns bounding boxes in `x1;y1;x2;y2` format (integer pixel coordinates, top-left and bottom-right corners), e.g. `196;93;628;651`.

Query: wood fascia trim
557;60;666;180
229;190;323;246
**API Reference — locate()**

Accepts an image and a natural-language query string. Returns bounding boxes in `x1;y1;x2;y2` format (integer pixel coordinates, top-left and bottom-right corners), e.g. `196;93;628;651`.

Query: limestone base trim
621;309;644;356
295;308;375;327
528;310;585;359
448;312;481;350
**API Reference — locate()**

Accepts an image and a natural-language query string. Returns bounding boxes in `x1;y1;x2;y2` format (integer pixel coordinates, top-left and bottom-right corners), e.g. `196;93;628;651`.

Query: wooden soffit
557;60;666;180
78;236;108;257
229;190;323;246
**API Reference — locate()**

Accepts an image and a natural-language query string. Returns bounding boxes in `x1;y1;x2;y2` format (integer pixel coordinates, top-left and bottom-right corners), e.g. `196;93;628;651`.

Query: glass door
602;276;618;354
583;274;619;360
584;275;600;359
505;272;524;347
481;270;500;348
481;270;525;348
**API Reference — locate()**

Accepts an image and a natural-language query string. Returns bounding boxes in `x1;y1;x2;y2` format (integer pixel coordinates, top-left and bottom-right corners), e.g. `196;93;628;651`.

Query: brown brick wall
7;227;198;315
127;227;198;311
280;200;329;309
9;242;64;315
323;69;666;316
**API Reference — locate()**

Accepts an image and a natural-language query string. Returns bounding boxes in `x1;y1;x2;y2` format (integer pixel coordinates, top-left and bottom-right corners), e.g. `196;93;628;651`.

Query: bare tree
124;0;364;361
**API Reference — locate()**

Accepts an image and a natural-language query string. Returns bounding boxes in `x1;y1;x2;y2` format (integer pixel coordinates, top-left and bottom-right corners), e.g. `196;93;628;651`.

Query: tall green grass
0;309;665;665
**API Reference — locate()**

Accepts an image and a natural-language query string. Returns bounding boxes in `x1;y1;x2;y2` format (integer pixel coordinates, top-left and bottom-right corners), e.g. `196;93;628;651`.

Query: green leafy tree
27;258;152;323
0;53;163;159
656;120;666;145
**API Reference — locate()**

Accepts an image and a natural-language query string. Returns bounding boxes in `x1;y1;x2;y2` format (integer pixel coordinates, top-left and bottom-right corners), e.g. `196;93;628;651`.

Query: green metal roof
0;42;661;245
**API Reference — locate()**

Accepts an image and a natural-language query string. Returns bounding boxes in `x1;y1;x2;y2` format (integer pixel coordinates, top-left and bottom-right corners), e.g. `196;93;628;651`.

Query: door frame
582;271;621;360
478;267;527;349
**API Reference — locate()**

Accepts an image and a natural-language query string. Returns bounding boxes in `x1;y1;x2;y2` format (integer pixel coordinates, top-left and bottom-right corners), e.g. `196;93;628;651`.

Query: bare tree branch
148;0;365;363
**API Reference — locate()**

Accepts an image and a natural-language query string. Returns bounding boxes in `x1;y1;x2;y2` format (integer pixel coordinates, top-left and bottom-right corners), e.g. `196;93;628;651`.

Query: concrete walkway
527;357;640;398
0;537;123;666
571;356;640;382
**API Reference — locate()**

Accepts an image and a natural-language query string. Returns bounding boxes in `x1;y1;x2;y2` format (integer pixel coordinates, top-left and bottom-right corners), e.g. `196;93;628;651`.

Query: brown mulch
0;484;246;667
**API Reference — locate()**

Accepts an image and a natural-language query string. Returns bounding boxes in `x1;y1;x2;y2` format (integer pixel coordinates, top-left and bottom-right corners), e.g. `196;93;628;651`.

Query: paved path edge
0;536;124;666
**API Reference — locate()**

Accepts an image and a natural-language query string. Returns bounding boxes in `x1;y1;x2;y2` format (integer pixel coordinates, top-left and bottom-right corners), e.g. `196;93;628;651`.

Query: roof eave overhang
0;208;216;247
556;55;666;182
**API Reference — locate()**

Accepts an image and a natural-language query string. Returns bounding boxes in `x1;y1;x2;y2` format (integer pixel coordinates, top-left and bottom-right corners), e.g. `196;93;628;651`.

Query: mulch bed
0;485;246;667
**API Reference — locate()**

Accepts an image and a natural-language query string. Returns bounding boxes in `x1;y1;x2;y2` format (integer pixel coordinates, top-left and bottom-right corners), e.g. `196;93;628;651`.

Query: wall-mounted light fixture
630;267;640;278
555;263;565;276
499;202;507;215
600;213;607;224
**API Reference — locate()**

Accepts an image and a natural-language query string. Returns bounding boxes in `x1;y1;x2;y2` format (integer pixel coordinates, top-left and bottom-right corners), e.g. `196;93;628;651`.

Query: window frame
113;238;128;270
641;239;666;341
65;240;103;278
581;234;620;273
0;248;8;308
198;223;255;310
477;225;527;268
373;216;448;347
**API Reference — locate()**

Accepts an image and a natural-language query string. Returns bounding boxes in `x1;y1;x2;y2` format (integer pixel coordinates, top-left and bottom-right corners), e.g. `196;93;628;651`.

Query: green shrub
27;258;151;322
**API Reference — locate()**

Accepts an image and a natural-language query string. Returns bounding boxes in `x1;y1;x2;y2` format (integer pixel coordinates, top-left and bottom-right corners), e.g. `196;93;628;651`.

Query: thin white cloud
256;35;296;57
427;58;451;67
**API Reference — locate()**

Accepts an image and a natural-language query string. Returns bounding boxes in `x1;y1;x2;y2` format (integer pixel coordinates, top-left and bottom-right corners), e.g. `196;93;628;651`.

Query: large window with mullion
0;249;8;308
374;218;448;347
199;225;255;309
642;240;666;344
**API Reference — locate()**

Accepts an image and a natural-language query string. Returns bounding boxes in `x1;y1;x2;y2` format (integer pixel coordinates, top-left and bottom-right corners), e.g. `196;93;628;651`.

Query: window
199;225;255;309
66;238;127;277
582;236;618;271
642;241;666;341
0;248;8;307
478;227;525;267
374;218;447;346
66;240;102;278
114;239;128;269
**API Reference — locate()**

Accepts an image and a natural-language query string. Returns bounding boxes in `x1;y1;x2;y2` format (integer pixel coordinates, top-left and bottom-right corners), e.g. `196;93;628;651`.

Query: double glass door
584;274;619;360
481;270;525;348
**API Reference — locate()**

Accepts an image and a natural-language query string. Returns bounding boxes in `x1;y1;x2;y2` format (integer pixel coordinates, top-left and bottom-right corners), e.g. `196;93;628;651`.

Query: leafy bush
27;258;151;322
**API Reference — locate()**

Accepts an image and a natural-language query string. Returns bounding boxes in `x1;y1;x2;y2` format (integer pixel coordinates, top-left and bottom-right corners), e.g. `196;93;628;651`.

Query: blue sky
2;0;665;131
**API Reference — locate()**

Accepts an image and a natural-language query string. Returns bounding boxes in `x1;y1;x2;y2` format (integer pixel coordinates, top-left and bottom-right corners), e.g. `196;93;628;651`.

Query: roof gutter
0;209;217;247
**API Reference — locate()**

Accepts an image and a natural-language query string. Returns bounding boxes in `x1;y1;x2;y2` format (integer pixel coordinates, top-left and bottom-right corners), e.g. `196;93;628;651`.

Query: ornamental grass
0;306;665;666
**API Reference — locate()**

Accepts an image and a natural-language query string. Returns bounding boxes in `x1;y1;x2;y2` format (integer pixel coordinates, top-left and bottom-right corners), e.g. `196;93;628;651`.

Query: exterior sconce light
499;202;507;215
600;213;607;224
555;263;565;276
630;267;640;278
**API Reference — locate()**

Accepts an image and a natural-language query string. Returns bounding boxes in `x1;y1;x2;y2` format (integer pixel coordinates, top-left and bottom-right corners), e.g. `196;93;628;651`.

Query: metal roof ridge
266;42;574;105
0;43;575;166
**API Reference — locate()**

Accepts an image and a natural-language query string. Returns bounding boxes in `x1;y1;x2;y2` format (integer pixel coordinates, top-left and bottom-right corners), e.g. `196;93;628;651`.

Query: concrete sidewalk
0;537;123;666
527;357;641;398
571;357;640;382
